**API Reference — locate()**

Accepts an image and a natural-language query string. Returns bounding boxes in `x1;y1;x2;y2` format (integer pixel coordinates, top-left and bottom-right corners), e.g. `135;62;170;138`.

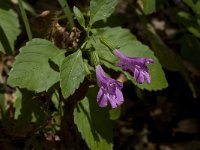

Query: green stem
90;49;100;66
58;0;74;29
18;0;32;40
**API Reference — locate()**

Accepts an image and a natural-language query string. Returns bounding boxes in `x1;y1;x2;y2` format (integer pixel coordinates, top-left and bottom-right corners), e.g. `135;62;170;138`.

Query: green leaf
8;39;62;92
74;87;113;150
183;0;200;15
90;0;118;25
91;27;168;91
0;8;20;53
142;0;156;15
60;50;86;98
73;6;85;28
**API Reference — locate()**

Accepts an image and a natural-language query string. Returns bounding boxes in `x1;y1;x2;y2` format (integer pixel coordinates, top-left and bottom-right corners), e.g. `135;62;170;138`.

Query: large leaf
91;27;168;91
74;87;113;150
60;50;86;98
0;8;20;53
90;0;118;25
8;39;64;92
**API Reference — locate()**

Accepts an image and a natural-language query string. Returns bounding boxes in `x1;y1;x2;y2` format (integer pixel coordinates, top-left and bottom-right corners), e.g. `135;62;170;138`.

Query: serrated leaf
90;0;118;25
142;0;156;15
8;39;62;92
74;87;113;150
0;8;20;53
91;27;168;91
73;6;85;28
60;50;86;98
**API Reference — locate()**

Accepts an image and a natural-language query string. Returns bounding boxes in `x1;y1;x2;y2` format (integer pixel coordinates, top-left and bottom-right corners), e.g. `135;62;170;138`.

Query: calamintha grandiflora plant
4;0;168;149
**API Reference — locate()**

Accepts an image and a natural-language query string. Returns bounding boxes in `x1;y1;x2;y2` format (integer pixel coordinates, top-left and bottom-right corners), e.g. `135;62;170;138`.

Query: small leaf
90;0;118;25
8;39;62;92
73;6;85;28
74;87;113;150
0;8;20;53
60;50;86;98
142;0;156;15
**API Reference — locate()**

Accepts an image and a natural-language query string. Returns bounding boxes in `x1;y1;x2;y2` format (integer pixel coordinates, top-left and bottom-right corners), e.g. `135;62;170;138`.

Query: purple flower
114;49;154;84
96;65;124;109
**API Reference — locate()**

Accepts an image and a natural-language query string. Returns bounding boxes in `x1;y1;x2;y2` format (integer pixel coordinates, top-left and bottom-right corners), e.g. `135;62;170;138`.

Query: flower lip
96;65;124;109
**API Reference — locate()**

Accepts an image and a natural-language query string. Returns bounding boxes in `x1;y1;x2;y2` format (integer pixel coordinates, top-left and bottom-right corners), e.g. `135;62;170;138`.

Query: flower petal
115;88;124;105
146;58;154;64
96;65;106;86
108;88;124;109
97;88;108;107
143;71;151;84
114;49;127;60
137;71;145;84
134;68;140;81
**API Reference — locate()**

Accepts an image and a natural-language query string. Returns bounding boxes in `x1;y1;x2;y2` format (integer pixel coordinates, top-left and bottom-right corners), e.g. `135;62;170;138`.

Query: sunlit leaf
60;50;86;98
8;39;62;92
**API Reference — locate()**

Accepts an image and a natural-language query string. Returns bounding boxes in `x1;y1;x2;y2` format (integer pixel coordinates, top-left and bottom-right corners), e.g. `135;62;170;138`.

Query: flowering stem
58;0;74;29
18;0;32;41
